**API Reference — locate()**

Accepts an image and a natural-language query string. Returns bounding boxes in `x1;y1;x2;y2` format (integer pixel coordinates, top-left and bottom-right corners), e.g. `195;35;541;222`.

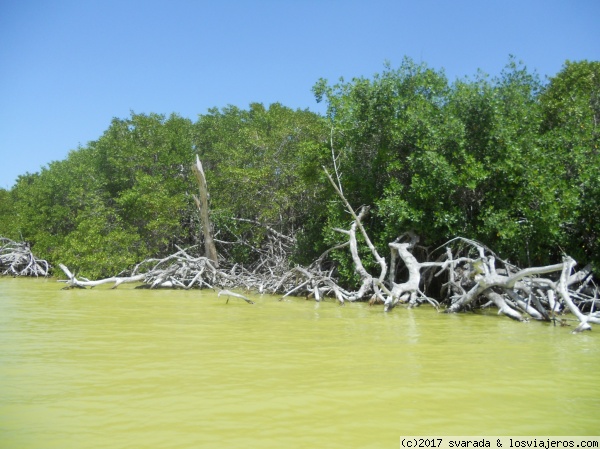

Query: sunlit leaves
315;57;600;272
194;103;328;254
2;58;599;279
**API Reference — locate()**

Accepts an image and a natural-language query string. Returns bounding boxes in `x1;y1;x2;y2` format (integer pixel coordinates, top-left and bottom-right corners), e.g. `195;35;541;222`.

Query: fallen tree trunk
58;245;277;304
58;263;146;289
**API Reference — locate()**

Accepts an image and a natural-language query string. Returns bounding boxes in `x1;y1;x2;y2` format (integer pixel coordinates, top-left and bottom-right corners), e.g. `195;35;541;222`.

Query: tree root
54;232;599;331
0;238;50;277
52;156;600;332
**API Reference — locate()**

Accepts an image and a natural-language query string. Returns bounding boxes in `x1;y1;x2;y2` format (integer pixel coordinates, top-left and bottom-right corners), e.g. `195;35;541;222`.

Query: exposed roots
0;238;50;277
51;158;600;332
54;230;599;331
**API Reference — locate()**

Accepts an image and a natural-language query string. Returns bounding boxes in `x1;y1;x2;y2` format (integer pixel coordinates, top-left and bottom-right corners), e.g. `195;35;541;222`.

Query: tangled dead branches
57;243;321;296
54;158;600;332
0;237;50;277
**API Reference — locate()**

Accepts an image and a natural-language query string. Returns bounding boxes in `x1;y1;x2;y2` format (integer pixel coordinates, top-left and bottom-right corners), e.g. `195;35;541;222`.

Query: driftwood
318;205;598;332
438;239;600;333
58;263;145;289
56;225;599;331
218;290;254;304
0;237;50;276
54;157;600;333
58;242;316;294
294;165;600;333
58;245;288;304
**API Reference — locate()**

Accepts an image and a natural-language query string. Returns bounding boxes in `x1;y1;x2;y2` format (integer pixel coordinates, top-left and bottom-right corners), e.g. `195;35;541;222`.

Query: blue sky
1;0;599;188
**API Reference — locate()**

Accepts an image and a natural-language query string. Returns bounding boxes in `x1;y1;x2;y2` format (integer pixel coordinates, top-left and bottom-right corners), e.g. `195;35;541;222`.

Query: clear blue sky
1;0;599;189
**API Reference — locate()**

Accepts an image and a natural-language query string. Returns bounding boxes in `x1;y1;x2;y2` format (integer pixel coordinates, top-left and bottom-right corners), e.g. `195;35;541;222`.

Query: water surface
1;277;598;448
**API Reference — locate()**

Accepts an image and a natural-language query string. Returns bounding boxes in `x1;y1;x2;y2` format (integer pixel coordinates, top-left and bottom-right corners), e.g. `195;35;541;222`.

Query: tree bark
58;263;146;288
0;237;49;276
192;155;219;268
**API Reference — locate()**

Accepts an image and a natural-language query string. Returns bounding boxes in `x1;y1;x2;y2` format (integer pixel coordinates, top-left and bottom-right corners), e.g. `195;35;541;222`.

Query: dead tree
318;167;447;308
0;237;50;276
54;154;600;332
192;155;219;267
439;238;600;332
301;166;600;332
58;263;145;289
58;246;253;304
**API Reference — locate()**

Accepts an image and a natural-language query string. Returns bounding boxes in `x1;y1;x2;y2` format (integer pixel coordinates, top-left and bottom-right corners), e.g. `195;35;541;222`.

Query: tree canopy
314;58;600;278
1;58;598;281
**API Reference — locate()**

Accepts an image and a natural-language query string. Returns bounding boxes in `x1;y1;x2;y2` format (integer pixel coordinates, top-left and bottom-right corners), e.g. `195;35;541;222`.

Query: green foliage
538;60;600;268
57;199;144;277
194;103;329;264
6;113;199;277
10;148;99;265
3;58;599;281
314;57;600;277
0;188;17;239
92;112;198;252
3;107;328;277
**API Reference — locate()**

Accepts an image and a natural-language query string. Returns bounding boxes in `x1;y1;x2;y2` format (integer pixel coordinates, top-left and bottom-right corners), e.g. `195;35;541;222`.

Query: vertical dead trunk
192;155;219;268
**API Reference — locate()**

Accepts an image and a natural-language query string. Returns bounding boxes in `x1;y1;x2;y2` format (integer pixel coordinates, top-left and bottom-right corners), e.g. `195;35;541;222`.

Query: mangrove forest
1;57;599;331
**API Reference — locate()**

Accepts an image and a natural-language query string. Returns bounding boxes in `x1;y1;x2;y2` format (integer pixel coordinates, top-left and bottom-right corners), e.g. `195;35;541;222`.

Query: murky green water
1;278;598;448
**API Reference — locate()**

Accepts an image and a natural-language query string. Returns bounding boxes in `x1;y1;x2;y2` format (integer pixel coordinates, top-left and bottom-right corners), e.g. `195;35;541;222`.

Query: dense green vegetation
0;58;598;281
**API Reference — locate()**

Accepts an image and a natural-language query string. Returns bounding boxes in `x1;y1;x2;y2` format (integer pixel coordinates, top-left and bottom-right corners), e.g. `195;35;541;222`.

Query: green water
1;278;598;448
